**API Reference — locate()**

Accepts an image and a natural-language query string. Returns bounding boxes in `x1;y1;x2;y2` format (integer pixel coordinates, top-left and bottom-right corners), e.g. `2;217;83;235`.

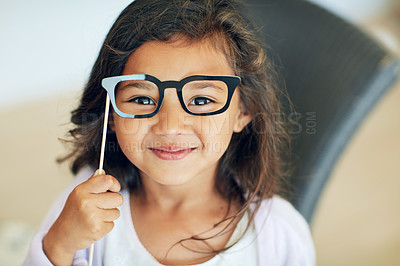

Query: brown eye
129;96;155;105
189;97;214;105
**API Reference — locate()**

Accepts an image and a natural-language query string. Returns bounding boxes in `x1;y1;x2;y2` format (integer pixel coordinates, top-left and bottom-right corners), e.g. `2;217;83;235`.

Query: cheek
195;114;236;154
199;115;234;135
113;117;141;135
113;117;147;153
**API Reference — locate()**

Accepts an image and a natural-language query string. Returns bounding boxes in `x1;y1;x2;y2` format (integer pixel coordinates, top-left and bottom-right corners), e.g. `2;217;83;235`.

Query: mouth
149;146;197;160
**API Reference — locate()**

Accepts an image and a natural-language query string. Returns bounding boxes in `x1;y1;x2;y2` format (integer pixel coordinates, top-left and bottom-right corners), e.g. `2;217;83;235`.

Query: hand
43;170;123;265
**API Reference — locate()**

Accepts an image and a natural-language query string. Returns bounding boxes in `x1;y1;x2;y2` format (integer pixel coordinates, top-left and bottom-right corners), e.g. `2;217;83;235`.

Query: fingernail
95;169;105;175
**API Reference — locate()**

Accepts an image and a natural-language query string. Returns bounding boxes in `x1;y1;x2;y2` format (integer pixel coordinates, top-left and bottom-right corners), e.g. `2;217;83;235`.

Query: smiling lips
149;146;196;160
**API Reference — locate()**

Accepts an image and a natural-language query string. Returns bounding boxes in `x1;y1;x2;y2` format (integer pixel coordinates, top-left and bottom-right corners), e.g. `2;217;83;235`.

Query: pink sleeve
23;167;95;266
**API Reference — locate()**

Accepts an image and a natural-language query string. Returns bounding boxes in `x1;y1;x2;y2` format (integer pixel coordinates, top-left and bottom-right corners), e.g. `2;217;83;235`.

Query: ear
233;108;252;133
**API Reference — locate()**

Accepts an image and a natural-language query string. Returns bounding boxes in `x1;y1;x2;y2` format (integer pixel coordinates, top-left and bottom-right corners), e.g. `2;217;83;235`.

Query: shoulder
23;166;96;266
258;196;311;242
71;166;96;187
40;166;96;230
253;196;316;266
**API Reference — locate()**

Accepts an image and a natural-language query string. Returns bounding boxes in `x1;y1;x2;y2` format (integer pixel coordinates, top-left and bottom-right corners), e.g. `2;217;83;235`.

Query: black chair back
245;0;400;223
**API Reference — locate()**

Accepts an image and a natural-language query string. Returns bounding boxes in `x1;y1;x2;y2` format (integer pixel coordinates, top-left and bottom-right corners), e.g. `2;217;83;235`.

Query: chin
140;169;195;186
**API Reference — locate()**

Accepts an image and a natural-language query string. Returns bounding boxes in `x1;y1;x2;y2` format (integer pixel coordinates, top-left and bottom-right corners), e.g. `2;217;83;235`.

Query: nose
150;88;192;135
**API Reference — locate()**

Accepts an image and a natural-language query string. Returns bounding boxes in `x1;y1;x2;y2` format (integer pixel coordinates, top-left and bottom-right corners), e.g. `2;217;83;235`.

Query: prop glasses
101;74;241;118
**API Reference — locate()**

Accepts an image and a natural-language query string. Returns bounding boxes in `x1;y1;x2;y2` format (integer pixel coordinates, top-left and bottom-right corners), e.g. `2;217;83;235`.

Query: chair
245;0;400;223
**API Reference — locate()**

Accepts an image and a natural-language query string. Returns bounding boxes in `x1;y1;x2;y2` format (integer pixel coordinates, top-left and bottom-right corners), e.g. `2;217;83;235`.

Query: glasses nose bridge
161;80;181;88
158;80;184;108
155;80;188;133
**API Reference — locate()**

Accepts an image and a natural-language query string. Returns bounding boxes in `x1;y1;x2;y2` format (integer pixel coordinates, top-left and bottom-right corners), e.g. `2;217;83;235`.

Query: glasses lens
182;80;228;114
115;80;159;116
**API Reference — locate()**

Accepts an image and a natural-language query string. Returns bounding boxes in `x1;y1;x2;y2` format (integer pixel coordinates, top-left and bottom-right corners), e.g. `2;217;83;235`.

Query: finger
86;174;121;194
100;208;121;222
91;222;115;242
103;221;115;235
96;192;124;209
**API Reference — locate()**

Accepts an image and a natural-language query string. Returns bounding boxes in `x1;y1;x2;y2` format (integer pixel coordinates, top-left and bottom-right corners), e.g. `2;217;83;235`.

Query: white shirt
24;167;316;266
102;190;258;266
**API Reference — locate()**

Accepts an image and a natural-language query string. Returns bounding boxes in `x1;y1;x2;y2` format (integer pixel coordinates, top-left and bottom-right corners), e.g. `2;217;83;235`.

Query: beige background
0;2;399;266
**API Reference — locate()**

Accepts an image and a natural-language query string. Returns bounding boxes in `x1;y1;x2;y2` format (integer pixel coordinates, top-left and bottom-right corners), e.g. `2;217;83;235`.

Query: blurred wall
308;0;398;23
0;0;132;111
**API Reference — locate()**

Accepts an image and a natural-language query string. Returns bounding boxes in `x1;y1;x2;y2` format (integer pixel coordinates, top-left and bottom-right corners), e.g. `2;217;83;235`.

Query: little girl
25;0;315;265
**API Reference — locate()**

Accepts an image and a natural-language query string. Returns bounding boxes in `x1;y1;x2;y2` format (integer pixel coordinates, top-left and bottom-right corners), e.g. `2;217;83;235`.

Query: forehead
122;37;234;80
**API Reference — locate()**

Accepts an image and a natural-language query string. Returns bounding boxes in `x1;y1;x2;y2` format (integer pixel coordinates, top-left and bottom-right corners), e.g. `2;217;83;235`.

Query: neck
133;166;224;214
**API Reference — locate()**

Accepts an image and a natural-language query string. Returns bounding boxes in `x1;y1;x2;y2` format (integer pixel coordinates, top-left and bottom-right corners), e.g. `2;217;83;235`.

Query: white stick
99;93;111;173
88;93;110;266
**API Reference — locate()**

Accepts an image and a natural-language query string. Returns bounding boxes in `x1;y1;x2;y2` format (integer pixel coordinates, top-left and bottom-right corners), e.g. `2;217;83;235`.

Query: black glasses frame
101;74;241;118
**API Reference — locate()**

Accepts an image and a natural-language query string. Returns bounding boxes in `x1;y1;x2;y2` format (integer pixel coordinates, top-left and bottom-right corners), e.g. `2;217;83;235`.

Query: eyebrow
118;81;156;91
187;81;225;91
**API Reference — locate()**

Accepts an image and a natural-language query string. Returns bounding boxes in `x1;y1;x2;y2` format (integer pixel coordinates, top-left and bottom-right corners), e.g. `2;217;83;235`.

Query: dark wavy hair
58;0;291;257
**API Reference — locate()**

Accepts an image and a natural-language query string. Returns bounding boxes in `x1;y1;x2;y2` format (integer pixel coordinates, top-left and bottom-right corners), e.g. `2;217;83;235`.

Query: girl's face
111;37;251;186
